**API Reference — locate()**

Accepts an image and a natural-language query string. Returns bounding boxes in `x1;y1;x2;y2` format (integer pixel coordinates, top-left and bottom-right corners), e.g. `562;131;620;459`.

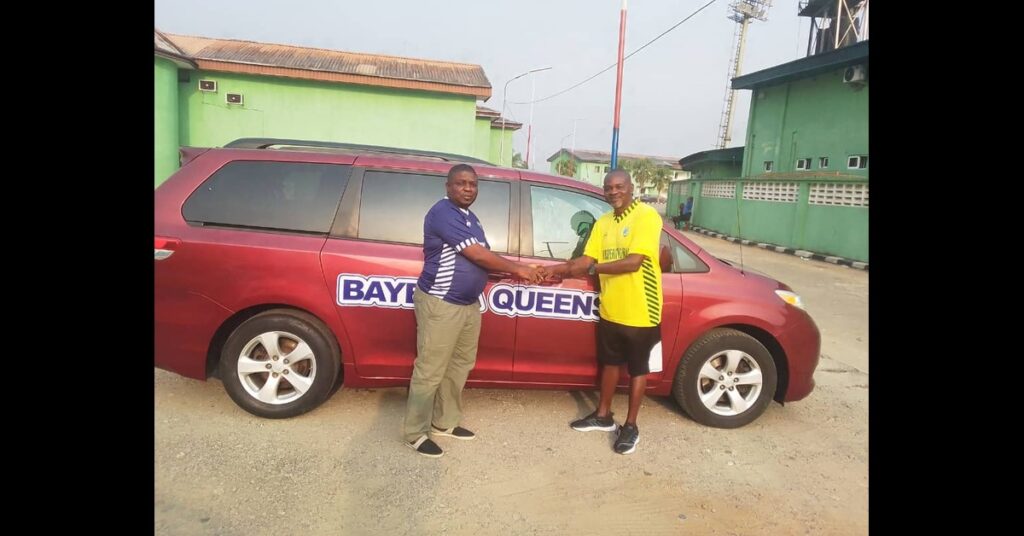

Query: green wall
179;71;478;156
743;70;868;177
154;57;181;187
688;160;743;181
690;178;868;262
803;203;868;261
578;160;608;186
488;127;515;167
666;181;695;220
547;152;607;186
476;120;517;167
473;117;491;163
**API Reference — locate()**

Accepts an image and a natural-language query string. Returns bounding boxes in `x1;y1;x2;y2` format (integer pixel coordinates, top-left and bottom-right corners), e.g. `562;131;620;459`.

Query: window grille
742;181;799;203
809;182;869;207
701;181;736;199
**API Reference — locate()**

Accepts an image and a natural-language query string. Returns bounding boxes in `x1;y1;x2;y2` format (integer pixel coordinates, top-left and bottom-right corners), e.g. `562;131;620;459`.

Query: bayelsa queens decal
336;274;599;321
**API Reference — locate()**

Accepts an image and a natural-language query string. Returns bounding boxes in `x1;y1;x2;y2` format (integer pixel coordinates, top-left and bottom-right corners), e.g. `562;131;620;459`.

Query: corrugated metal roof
491;118;522;130
476;106;501;119
477;106;521;130
547;149;682;169
162;33;491;99
154;30;194;66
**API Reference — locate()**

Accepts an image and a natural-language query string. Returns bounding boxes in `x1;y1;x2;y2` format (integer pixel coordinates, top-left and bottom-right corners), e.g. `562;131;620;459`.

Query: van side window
661;231;709;273
358;171;510;252
529;186;610;260
183;161;351;234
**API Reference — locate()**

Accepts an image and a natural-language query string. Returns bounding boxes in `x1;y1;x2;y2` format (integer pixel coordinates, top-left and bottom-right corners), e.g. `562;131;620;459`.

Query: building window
795;158;811;170
847;155;868;169
819;157;829;168
604;166;610;173
763;161;773;172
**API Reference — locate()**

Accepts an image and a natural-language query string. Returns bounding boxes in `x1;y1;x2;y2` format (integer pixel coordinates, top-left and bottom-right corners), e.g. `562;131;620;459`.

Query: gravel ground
155;230;868;535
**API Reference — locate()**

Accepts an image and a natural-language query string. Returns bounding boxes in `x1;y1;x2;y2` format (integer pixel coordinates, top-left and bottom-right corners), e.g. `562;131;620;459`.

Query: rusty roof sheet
491;118;522;130
162;33;491;99
154;29;193;65
476;106;520;130
476;106;501;118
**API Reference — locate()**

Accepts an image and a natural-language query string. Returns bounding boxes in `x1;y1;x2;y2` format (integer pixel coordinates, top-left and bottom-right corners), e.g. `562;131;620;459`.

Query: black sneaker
431;425;476;440
406;435;444;458
570;411;617;432
614;423;639;455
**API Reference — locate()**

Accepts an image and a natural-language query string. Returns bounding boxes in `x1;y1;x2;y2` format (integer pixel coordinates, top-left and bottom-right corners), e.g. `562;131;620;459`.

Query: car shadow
568;390;600;419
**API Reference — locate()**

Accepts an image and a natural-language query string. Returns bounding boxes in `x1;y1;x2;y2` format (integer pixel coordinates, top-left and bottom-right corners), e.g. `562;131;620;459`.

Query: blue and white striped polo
417;198;490;305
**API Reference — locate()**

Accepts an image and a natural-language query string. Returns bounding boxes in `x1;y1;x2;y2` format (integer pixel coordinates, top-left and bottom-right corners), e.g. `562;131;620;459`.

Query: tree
622;158;672;198
621;158;656;192
649;166;672;198
511;152;527;169
555;156;577;178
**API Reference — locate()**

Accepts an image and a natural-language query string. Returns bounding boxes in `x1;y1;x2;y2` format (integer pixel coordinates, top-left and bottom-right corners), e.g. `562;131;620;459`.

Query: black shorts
596;318;661;376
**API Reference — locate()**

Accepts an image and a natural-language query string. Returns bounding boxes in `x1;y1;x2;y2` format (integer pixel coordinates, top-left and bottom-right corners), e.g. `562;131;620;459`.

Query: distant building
545;149;689;192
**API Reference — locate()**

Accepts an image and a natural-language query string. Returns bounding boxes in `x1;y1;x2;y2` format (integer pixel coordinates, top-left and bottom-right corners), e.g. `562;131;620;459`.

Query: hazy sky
155;0;809;169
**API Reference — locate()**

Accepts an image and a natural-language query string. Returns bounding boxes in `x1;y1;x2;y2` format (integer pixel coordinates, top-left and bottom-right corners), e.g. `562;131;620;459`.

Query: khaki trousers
403;288;481;443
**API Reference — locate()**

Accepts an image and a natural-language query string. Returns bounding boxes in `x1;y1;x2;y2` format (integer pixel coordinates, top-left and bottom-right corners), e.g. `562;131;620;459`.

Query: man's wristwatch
587;261;597;276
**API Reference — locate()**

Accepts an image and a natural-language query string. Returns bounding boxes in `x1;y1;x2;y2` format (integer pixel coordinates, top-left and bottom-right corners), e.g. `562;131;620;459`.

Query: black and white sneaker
406;435;444;458
570;411;617;432
614;423;639;455
431;425;476;440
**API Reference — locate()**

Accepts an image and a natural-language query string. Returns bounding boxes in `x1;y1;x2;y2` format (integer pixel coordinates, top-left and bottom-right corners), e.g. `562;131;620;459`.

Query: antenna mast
716;0;772;149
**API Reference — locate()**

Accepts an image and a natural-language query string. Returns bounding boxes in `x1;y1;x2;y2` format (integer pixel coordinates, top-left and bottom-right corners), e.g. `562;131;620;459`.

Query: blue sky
156;0;810;168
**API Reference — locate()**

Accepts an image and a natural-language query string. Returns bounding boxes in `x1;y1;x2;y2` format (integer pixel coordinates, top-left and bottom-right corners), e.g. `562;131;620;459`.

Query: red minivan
155;139;819;428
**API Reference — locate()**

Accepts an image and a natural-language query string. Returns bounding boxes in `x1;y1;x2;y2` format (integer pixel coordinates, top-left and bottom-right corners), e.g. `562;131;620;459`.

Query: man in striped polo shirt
545;170;663;455
404;164;543;458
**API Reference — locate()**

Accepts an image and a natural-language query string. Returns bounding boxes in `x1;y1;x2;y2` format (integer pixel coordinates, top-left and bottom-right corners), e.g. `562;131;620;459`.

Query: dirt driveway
155;231;868;535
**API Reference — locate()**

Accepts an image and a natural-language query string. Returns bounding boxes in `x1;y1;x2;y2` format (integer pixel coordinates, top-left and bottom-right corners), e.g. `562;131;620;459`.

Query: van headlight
774;290;806;310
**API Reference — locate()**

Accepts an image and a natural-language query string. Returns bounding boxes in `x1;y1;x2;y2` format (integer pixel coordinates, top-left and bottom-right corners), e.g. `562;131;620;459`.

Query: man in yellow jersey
544;170;663;455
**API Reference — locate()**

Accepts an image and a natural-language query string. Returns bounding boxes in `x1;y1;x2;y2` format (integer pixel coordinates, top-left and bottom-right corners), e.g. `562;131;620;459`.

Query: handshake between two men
502;256;599;285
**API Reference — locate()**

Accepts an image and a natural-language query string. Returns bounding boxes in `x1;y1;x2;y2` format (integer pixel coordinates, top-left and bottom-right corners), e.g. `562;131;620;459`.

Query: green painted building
154;32;196;187
154;30;519;186
682;30;868;262
667;146;744;222
545;149;689;191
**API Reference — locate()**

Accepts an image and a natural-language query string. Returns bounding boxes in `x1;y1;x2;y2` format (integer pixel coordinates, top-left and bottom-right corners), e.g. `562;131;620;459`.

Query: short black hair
447;163;477;182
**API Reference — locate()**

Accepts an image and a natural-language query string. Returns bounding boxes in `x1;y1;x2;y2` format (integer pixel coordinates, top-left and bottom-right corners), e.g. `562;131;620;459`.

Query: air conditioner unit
226;93;243;105
198;80;217;92
843;65;867;84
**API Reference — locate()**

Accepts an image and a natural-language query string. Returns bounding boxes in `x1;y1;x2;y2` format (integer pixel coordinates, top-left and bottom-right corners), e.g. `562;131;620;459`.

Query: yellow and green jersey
583;199;663;327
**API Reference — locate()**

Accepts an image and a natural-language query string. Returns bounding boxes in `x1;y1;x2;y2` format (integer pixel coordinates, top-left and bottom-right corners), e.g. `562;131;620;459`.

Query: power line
508;0;720;105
